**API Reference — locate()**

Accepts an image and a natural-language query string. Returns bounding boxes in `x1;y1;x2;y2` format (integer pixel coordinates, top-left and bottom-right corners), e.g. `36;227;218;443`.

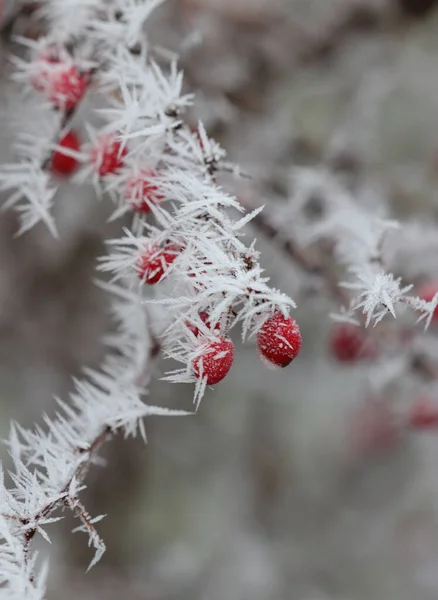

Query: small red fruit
136;243;180;284
418;281;438;322
48;65;88;111
329;323;378;363
31;54;88;111
51;130;81;176
257;311;302;368
187;311;222;336
409;397;438;430
124;169;164;213
193;338;234;385
90;135;128;177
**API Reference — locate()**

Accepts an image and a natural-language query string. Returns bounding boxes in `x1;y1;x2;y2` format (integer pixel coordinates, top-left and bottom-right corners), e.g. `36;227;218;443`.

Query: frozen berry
136;243;180;284
418;281;438;322
409;397;438;430
329;323;378;363
50;130;81;176
124;169;164;213
31;55;88;111
193;338;234;385
48;65;88;111
90;135;128;177
187;311;222;336
257;311;302;368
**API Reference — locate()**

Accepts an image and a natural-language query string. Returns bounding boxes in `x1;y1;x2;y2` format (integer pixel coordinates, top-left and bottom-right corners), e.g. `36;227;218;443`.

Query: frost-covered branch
0;280;189;597
0;1;303;597
249;168;438;329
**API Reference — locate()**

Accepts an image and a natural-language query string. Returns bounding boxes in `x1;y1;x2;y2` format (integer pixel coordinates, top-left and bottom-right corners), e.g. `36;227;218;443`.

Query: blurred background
3;0;438;598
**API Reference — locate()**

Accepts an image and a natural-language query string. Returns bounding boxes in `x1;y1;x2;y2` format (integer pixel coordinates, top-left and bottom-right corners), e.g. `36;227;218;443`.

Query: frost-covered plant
0;1;437;598
0;1;302;597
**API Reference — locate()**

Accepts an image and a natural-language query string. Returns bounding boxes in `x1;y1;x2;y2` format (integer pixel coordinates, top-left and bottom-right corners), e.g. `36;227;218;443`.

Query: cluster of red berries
33;55;166;213
329;323;378;363
326;281;438;370
30;53;87;180
349;394;438;458
88;136;165;214
50;131;137;183
189;311;302;386
347;393;438;461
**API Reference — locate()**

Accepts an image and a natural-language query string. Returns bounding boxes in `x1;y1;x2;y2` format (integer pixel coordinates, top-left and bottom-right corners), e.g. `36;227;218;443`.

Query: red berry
257;311;302;368
50;66;88;111
50;130;81;176
409;397;438;430
32;56;88;111
418;281;438;321
329;323;378;363
193;338;234;385
124;169;164;213
187;311;222;336
90;135;128;177
136;243;180;284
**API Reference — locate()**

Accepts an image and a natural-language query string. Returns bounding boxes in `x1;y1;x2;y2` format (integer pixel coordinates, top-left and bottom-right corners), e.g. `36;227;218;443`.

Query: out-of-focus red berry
329;323;378;363
409;396;438;430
